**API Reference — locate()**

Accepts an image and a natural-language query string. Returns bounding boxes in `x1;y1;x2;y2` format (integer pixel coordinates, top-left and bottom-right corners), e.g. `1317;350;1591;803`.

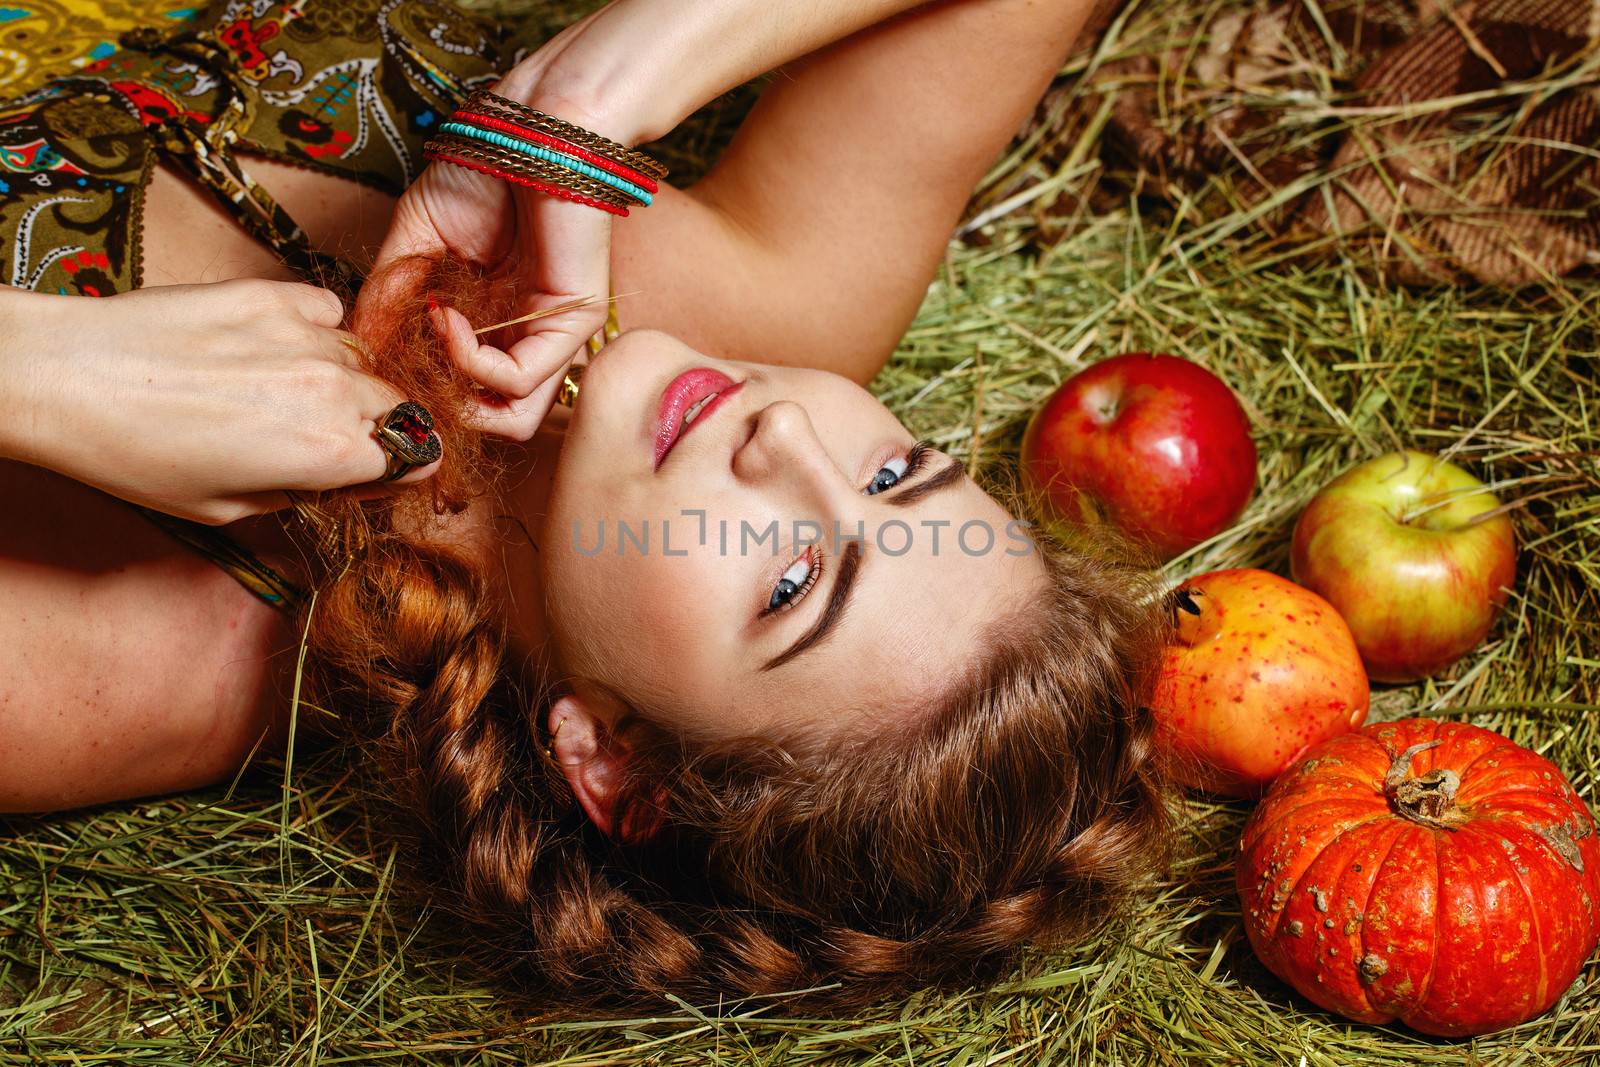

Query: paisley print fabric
0;0;507;609
0;0;503;297
0;90;148;294
0;0;198;92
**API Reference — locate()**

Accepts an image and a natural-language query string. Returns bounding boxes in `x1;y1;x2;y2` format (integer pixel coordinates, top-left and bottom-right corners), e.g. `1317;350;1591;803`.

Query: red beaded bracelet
450;109;660;194
422;148;631;217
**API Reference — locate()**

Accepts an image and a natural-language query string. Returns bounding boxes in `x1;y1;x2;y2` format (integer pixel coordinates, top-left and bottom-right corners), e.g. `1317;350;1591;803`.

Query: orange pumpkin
1237;719;1600;1036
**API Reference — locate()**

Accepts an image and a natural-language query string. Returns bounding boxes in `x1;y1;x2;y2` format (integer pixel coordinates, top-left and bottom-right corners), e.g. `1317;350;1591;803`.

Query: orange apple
1151;568;1369;797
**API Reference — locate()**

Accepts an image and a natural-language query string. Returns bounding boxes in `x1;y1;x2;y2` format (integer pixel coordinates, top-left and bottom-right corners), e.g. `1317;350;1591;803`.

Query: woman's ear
548;693;667;845
548;695;626;838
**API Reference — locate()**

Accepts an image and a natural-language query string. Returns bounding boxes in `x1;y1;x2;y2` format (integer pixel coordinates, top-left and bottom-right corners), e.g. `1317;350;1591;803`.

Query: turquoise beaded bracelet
436;121;654;207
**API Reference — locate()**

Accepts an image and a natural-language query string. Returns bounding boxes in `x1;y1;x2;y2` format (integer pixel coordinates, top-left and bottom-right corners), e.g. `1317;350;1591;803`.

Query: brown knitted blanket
1085;0;1600;285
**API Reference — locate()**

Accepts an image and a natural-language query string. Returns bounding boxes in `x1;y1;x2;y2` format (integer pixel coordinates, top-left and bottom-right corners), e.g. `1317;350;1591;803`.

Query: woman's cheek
624;548;732;658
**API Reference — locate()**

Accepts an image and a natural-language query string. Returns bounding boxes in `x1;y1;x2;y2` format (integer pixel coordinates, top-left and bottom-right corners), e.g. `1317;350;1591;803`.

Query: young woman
0;0;1167;1006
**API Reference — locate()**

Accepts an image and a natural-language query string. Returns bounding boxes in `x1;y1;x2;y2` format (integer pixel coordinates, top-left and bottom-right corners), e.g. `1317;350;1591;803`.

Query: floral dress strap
1;0;505;296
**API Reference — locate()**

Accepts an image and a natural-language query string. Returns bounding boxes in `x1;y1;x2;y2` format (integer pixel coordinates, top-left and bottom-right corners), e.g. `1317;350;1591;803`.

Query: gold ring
557;363;584;408
374;400;442;481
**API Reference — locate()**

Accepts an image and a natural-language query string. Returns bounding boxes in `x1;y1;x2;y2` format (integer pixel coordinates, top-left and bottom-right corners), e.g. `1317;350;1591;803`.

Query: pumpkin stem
1384;740;1463;830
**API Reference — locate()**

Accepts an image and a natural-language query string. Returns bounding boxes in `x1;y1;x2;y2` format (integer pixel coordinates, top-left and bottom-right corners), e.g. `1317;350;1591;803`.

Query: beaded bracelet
425;133;635;209
423;147;631;216
448;110;659;193
465;90;667;181
436;122;654;205
424;90;666;216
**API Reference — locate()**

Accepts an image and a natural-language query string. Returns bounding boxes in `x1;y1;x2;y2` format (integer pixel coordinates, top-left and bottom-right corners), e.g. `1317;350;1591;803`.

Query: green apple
1290;451;1516;683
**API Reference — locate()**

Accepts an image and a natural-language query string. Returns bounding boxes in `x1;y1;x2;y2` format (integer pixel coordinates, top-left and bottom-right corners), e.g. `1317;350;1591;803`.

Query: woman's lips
654;367;743;469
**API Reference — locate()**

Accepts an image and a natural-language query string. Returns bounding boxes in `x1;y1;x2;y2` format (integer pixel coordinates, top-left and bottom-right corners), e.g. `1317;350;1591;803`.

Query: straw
4;0;1596;1061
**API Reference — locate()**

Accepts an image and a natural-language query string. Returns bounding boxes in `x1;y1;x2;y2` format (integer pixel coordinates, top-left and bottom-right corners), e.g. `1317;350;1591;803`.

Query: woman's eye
768;555;815;612
866;456;910;496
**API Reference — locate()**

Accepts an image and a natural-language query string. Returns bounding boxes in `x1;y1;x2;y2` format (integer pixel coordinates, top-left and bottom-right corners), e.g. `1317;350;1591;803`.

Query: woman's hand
365;0;933;443
369;126;615;442
2;280;435;525
363;7;621;443
363;13;622;441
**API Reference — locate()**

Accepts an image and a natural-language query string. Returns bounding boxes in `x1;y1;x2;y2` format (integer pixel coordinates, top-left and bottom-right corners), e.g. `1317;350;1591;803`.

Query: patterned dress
1;0;502;295
0;0;507;608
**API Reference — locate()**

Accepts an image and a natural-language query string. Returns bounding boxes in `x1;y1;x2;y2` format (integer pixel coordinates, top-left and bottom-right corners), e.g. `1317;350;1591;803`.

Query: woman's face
540;329;1047;740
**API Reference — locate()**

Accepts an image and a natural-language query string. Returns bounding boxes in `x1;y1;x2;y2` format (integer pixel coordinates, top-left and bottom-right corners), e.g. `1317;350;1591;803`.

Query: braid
295;255;1173;1011
303;520;1169;1008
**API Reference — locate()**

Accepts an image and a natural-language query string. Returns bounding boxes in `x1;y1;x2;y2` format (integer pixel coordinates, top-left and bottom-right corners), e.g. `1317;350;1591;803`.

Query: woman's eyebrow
761;539;863;672
883;459;965;507
758;459;963;672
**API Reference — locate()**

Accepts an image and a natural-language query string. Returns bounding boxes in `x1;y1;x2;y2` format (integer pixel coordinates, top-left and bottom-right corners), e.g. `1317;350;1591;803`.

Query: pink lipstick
654;367;742;469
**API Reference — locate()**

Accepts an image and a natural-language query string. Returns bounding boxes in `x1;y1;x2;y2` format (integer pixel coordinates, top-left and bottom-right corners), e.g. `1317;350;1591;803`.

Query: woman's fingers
466;354;572;441
354;138;620;452
344;453;444;498
54;277;457;524
430;196;610;425
310;328;369;369
280;281;346;328
285;365;445;491
429;301;511;388
338;457;442;504
278;307;448;495
441;303;599;402
351;369;445;484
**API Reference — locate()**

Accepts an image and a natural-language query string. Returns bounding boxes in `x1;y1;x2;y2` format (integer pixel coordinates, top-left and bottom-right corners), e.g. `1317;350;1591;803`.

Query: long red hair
298;256;1172;1009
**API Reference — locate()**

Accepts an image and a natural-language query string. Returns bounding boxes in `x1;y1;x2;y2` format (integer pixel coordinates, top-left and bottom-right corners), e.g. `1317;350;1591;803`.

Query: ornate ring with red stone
373;401;442;482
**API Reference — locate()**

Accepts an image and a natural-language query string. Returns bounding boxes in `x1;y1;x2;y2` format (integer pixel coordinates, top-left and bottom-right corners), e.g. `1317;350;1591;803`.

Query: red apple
1151;568;1369;797
1291;451;1517;683
1021;353;1256;560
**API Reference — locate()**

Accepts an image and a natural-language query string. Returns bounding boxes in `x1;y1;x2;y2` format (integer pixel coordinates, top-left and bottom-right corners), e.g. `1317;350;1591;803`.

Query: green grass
4;0;1598;1061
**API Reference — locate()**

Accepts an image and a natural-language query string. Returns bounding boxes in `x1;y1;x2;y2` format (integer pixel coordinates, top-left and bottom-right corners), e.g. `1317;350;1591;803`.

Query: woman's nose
732;400;844;501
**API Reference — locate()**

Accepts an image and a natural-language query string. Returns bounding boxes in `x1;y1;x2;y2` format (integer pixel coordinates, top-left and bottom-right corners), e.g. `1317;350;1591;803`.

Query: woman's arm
611;0;1104;382
499;0;942;145
367;0;948;439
